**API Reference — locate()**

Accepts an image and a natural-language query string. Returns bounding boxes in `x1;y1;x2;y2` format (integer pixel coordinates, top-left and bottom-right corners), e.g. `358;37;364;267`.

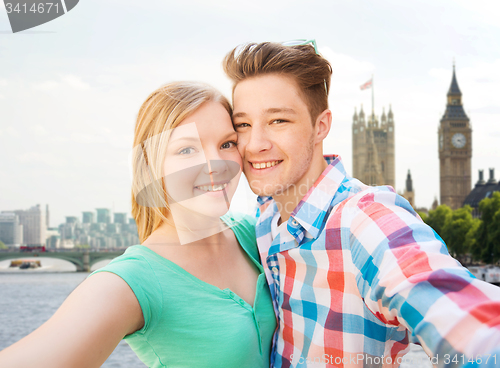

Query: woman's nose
203;157;228;175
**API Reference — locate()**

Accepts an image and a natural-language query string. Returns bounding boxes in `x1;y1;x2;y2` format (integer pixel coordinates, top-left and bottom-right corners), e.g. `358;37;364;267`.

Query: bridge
0;249;125;272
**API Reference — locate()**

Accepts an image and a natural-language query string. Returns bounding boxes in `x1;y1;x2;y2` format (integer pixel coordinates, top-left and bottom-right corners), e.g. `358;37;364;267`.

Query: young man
223;42;500;367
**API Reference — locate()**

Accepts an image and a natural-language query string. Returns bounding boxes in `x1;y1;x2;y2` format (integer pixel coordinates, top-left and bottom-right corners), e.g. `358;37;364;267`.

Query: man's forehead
233;76;307;116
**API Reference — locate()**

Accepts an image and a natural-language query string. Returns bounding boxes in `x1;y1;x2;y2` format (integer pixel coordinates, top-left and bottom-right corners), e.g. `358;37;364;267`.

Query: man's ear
314;109;332;144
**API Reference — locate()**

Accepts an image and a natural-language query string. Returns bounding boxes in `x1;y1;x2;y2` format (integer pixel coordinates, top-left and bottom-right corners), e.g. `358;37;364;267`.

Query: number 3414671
5;3;60;14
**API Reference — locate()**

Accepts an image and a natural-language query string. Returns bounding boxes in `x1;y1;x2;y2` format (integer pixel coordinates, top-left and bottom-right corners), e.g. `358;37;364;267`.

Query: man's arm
345;188;500;367
0;272;144;368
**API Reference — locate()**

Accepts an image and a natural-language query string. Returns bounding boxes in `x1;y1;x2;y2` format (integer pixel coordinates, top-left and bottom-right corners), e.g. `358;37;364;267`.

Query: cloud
29;125;49;136
70;132;106;144
457;0;500;28
33;80;60;92
429;59;500;109
321;47;375;79
32;75;91;92
0;79;7;87
61;75;91;90
17;152;67;167
4;127;19;137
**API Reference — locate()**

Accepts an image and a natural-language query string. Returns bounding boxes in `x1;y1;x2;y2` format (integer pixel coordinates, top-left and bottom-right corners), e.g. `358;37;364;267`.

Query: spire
406;169;413;192
387;104;393;118
442;64;468;120
447;63;462;97
353;107;358;122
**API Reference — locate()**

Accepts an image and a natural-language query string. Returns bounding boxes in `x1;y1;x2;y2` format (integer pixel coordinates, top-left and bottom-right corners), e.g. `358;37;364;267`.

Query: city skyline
1;0;499;226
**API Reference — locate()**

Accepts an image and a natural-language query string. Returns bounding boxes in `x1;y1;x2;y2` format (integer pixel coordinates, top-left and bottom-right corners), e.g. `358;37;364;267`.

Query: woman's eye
272;119;286;124
178;147;196;155
221;141;238;149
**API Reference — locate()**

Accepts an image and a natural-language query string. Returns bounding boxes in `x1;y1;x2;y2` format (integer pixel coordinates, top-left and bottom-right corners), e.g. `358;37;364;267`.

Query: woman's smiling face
163;101;242;219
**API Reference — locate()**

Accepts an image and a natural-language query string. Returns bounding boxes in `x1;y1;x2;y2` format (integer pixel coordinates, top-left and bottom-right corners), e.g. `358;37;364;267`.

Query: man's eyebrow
232;111;247;119
232;108;297;119
264;107;297;115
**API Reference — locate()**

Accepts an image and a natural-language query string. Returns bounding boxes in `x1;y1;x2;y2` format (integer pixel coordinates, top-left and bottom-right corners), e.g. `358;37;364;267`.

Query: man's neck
274;154;328;225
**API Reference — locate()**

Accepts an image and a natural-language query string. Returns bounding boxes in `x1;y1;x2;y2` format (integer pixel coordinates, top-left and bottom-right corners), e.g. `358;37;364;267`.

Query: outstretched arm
346;189;500;367
0;272;144;368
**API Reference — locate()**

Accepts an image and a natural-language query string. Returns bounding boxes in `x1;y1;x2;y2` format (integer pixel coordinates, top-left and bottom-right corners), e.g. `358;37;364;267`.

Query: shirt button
229;291;235;297
291;219;299;226
239;299;245;306
271;267;278;273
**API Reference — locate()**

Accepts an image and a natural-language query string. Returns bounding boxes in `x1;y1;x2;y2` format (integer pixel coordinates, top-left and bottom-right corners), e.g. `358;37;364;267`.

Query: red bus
20;245;46;252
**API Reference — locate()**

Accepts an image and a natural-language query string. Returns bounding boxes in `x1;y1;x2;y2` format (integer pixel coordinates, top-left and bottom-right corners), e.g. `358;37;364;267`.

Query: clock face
452;133;466;148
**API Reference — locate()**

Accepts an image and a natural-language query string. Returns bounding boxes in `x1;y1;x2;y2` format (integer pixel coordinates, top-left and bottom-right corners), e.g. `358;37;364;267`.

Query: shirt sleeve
344;187;500;367
89;254;162;336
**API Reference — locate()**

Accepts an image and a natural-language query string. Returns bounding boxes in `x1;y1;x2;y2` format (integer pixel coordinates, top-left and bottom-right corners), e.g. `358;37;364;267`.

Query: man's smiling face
232;73;318;197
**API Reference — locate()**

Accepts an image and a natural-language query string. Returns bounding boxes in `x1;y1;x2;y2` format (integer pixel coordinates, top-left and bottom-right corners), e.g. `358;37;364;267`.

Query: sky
0;0;499;227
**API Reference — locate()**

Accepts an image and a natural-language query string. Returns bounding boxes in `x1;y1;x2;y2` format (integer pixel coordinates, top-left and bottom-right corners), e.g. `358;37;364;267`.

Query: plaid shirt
256;155;500;368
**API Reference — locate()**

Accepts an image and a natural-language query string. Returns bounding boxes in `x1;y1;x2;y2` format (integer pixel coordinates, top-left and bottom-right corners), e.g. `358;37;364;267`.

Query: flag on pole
360;79;372;90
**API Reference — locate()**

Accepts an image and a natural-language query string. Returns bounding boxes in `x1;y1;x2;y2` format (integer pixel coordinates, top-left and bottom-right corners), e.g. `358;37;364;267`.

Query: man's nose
244;125;272;154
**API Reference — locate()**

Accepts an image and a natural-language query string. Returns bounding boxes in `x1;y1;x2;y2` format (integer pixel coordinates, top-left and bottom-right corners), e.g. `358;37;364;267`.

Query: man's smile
250;160;283;170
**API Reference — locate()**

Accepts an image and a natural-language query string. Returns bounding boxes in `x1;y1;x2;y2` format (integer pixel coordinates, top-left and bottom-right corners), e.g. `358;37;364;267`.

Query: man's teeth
251;161;281;169
196;183;228;192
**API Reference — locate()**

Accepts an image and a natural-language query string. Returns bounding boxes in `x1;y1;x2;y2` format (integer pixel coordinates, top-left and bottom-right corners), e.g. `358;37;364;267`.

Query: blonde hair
131;81;232;243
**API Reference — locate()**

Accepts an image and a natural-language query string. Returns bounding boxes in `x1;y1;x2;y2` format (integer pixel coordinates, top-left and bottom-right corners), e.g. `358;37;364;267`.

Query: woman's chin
170;192;235;219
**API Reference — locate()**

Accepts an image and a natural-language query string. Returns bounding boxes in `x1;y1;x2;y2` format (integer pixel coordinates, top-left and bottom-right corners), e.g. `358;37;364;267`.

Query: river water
0;258;431;367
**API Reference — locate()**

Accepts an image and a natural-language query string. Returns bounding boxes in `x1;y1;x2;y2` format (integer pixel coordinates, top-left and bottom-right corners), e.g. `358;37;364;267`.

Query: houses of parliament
352;66;472;211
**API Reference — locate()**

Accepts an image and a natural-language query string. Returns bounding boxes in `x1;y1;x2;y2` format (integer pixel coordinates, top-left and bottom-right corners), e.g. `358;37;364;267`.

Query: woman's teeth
196;183;228;192
251;160;281;169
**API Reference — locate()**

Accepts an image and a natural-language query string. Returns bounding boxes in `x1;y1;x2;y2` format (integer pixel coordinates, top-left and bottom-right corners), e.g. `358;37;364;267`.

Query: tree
475;192;500;263
423;204;452;239
0;240;7;249
441;205;478;264
417;211;428;223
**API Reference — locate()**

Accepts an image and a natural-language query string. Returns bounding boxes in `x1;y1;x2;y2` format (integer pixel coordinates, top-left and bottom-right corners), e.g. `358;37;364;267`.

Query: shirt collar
259;154;348;243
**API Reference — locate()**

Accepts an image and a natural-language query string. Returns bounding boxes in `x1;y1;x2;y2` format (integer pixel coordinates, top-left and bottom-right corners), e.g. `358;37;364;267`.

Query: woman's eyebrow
169;136;200;144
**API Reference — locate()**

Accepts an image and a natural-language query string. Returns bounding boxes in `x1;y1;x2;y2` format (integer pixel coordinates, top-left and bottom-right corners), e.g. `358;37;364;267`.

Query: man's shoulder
326;182;416;221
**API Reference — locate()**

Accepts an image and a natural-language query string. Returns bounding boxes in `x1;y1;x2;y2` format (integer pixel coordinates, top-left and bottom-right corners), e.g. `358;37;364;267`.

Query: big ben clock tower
438;65;472;210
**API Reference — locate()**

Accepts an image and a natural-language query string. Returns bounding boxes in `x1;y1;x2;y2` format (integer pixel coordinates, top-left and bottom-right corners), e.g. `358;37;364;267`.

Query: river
0;258;431;367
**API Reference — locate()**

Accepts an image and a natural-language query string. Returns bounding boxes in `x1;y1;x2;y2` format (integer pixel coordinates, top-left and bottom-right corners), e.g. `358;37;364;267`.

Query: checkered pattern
256;155;500;368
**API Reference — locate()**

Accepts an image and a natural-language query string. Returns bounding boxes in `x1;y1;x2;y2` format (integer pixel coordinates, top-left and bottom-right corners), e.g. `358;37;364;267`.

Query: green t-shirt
90;213;276;368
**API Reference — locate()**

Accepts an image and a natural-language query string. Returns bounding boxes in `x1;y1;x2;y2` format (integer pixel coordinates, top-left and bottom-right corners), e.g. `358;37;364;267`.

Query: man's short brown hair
223;42;332;122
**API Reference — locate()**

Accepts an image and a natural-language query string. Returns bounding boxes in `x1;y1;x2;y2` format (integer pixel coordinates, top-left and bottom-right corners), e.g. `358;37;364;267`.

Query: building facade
438;66;472;210
463;169;499;217
13;204;46;246
0;212;23;246
352;105;395;188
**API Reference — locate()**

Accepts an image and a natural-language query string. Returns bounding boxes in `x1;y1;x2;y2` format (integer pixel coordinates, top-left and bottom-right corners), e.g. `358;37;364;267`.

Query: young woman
0;82;276;368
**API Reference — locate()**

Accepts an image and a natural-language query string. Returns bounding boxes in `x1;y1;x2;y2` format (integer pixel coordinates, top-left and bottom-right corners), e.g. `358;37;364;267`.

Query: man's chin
248;184;284;198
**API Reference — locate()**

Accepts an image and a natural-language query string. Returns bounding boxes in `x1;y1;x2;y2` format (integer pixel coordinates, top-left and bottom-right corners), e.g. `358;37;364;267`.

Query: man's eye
271;119;287;124
234;122;250;129
178;147;196;155
221;141;238;149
